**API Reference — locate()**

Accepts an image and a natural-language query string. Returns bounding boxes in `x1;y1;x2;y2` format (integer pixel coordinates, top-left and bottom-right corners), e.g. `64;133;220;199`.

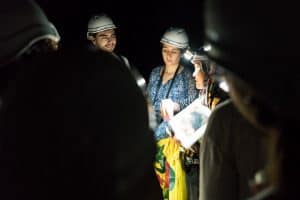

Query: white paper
168;98;211;149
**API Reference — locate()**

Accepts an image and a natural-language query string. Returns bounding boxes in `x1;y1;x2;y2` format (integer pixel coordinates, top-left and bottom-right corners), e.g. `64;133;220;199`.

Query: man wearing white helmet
86;13;150;96
87;13;130;68
148;27;198;200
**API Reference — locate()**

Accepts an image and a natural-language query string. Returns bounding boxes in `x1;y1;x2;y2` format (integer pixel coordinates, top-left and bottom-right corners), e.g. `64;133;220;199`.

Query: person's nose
193;68;199;78
193;70;197;77
107;37;113;42
165;50;173;56
107;36;116;43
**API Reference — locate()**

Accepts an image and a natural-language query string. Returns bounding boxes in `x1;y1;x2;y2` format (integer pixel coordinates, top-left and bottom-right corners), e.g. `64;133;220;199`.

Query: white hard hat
87;14;116;38
0;0;60;66
160;27;189;49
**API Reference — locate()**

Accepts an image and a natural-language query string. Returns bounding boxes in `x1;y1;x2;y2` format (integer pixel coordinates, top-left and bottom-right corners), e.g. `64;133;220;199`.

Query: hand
188;142;200;153
160;99;178;121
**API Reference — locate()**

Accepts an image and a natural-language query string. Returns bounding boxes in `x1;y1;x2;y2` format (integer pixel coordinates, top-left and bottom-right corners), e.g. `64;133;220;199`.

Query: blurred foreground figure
203;0;300;199
0;1;161;199
0;0;60;104
199;100;267;200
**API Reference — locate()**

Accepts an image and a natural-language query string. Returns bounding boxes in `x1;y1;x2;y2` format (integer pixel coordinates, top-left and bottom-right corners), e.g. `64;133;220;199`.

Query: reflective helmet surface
87;14;116;37
160;27;189;49
0;0;60;66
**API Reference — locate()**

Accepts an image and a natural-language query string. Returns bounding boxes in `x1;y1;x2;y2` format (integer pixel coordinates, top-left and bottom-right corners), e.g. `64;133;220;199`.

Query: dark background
36;0;205;80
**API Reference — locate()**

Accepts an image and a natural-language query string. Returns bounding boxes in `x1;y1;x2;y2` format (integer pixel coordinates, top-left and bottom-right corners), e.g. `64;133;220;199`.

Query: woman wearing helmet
191;51;228;109
147;27;198;200
147;27;198;138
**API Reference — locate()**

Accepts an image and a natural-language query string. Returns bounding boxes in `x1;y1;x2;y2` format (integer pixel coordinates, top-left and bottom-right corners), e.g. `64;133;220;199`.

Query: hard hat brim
160;39;188;49
0;24;60;66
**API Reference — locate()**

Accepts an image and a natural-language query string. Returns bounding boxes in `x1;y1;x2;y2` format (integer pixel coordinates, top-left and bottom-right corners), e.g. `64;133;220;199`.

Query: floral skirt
154;137;187;200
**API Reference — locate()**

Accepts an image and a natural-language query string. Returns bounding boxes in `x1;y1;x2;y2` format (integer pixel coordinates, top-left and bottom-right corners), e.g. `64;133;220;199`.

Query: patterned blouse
147;65;198;140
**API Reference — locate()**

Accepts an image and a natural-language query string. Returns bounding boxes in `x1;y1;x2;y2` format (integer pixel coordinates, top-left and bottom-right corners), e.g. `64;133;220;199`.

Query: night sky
36;0;204;79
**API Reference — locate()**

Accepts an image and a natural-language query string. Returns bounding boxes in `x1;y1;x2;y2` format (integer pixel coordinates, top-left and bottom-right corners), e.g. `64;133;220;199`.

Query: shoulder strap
165;65;180;98
153;64;180;104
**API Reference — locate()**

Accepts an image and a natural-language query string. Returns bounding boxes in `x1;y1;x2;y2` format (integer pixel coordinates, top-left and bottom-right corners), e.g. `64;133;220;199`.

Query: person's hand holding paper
168;98;211;149
160;99;180;121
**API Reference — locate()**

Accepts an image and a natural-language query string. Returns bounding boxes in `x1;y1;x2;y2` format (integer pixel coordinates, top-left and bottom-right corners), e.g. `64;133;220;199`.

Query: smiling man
86;13;149;95
87;14;117;53
87;13;130;68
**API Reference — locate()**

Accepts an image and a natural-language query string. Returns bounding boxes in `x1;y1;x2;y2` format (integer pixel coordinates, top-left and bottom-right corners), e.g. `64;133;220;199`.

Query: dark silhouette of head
203;0;300;198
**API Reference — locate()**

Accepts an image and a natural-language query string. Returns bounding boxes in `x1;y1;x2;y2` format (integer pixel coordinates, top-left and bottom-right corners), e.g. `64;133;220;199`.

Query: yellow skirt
154;137;187;200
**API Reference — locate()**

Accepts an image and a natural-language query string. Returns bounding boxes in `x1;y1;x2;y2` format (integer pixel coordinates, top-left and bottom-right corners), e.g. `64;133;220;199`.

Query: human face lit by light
92;29;116;52
192;62;206;90
161;43;181;67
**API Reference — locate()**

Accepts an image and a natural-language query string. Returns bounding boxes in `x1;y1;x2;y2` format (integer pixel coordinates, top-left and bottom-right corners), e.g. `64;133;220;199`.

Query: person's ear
87;34;96;45
91;38;96;45
87;35;94;41
87;36;96;46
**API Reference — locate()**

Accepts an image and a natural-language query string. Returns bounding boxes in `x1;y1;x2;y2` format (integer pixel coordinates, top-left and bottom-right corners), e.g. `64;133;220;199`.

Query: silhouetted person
0;1;161;199
202;0;300;199
199;100;267;200
0;0;60;106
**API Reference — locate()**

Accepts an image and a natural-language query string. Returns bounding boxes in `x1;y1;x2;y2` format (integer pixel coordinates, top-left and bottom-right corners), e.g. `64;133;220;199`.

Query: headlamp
183;48;209;63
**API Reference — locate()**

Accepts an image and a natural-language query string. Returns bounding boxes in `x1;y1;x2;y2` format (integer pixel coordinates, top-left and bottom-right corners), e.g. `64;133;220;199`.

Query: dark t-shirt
0;48;161;199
